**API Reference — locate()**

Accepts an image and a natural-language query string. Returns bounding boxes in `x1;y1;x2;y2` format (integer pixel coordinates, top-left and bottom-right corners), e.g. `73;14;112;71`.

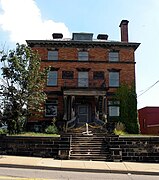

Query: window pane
48;51;58;60
78;51;88;61
47;71;57;86
109;52;119;62
78;72;88;87
109;106;120;116
109;72;119;87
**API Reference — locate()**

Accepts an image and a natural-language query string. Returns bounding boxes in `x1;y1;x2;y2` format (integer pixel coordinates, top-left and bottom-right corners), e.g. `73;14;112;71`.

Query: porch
63;88;108;131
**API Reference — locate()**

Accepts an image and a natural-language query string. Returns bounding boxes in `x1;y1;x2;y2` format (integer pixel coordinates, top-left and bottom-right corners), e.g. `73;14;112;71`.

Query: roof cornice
26;40;140;50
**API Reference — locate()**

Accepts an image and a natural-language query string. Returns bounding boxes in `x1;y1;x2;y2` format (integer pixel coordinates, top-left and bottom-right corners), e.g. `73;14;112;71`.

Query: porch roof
63;89;107;96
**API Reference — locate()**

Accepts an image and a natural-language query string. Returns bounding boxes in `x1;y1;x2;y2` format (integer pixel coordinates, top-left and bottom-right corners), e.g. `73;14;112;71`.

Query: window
108;101;120;117
93;71;104;80
109;72;119;87
48;51;58;60
78;51;88;61
62;71;74;79
109;52;119;62
47;71;57;86
78;71;88;87
45;100;58;117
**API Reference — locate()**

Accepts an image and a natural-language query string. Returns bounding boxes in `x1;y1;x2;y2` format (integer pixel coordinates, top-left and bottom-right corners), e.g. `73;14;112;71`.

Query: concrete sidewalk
0;155;159;175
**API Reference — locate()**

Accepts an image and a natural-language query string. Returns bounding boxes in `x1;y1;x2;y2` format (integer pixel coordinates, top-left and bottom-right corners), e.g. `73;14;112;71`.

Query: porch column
71;95;75;119
95;96;99;119
63;96;67;121
102;96;107;123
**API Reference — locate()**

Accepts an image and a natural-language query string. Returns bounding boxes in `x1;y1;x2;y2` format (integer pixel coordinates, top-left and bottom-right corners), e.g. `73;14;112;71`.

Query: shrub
45;124;58;134
0;128;8;134
114;122;126;135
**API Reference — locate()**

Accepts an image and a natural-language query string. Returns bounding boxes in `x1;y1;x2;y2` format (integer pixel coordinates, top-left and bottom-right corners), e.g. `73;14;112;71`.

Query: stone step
71;138;105;141
69;155;111;161
70;151;109;155
71;146;109;149
71;142;104;145
71;144;107;147
71;149;108;152
63;133;108;137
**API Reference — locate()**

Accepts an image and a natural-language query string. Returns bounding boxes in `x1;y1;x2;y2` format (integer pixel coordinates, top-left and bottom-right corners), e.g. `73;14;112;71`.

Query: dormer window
109;51;119;62
48;50;58;60
78;51;88;61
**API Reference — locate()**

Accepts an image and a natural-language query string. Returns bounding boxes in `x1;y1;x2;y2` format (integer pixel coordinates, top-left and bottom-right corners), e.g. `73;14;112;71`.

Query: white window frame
47;71;57;86
78;51;88;61
109;72;119;87
109;52;119;62
48;50;58;60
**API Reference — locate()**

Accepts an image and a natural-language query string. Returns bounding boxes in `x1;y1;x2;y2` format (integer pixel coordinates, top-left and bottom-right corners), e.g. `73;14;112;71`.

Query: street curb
0;163;159;176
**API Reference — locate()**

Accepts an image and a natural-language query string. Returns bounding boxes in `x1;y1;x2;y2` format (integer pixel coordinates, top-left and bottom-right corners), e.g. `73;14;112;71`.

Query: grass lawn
10;132;60;137
120;134;159;137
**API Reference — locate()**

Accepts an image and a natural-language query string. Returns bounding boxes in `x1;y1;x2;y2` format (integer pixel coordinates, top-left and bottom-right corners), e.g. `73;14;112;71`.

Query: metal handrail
94;117;106;126
66;116;77;132
68;135;72;159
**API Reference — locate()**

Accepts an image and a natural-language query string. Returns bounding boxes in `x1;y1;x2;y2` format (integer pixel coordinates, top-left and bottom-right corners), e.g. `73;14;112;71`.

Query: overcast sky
0;0;159;109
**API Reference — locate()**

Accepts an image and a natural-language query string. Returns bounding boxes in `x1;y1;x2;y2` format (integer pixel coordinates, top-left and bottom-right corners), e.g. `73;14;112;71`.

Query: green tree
115;84;139;134
0;44;47;134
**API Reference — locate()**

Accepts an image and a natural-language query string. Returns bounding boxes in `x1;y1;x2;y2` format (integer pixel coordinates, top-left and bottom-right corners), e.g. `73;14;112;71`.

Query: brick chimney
119;20;129;42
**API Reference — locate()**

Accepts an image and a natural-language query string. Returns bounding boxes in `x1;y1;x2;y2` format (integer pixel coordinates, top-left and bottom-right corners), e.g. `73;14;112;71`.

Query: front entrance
77;105;89;125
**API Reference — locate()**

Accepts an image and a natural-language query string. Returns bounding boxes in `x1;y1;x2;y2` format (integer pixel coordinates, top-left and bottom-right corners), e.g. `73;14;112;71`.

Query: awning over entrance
63;89;107;96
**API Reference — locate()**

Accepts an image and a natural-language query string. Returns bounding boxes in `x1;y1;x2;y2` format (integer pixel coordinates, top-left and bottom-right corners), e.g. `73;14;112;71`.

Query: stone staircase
64;125;112;161
69;133;111;161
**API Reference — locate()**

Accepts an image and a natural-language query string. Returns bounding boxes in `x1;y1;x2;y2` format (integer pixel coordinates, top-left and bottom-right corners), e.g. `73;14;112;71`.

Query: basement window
45;99;58;117
108;101;120;117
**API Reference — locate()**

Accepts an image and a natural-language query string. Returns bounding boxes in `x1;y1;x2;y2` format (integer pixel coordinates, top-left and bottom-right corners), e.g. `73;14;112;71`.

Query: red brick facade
138;107;159;135
26;20;140;131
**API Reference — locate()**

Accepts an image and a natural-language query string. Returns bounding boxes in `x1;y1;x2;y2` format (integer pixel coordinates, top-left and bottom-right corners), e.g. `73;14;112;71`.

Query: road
0;167;159;180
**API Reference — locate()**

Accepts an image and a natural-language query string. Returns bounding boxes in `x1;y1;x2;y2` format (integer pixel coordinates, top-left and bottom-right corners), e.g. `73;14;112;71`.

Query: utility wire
138;80;159;97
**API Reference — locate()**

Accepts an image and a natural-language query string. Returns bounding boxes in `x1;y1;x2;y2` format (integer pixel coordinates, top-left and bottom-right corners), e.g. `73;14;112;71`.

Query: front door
78;105;89;124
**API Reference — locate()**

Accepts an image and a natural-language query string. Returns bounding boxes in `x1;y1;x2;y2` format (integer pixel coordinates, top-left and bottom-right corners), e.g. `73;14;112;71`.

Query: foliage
114;129;126;136
0;43;48;134
45;117;59;134
114;122;126;135
115;122;125;131
45;125;58;134
115;84;139;134
0;128;8;134
11;132;60;137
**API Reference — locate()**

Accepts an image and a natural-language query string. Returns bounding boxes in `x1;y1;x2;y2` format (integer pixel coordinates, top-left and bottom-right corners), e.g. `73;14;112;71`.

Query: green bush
114;129;126;135
0;128;8;134
45;125;58;134
125;122;139;134
114;122;126;135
